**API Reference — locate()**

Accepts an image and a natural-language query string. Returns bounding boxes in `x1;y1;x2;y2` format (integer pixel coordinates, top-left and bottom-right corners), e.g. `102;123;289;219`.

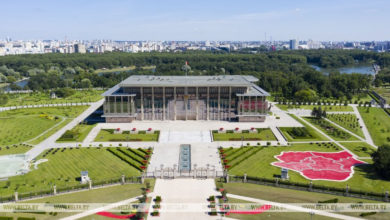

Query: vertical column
218;87;221;120
131;96;135;115
255;96;258;114
228;87;232;121
140;87;144;120
196;87;199;120
114;96;117;114
106;97;110;114
121;96;123;114
174;87;177;120
163;87;166;120
152;87;155;120
248;96;251;114
185;87;188;120
127;96;130;114
207;87;210;120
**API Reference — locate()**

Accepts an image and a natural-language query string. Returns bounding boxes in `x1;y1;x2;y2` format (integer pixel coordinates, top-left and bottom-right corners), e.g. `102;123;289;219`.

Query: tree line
0;50;384;99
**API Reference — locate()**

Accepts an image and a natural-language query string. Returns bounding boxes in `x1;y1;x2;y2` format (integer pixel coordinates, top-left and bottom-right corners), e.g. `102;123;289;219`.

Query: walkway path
60;195;140;220
148;179;221;220
227;194;363;220
25;99;104;160
270;126;287;145
324;118;365;142
0;102;94;112
351;105;376;147
295;115;356;156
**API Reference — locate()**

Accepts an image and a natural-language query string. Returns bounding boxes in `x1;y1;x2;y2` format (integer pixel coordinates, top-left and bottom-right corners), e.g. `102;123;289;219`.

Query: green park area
340;142;376;158
358;107;390;147
327;114;364;138
94;129;160;142
212;128;276;141
280;114;328;142
219;182;390;220
304;117;359;141
0;180;154;220
220;144;390;194
0;144;33;156
276;104;353;112
373;87;390;103
94;65;155;74
0;106;88;146
0;147;146;197
56;124;96;142
1;89;103;107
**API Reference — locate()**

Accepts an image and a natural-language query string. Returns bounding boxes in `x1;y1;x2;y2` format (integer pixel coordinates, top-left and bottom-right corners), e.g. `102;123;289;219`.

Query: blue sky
1;0;390;41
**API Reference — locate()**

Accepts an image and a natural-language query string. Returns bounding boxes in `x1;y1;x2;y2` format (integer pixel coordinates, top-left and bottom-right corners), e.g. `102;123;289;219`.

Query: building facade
102;75;270;122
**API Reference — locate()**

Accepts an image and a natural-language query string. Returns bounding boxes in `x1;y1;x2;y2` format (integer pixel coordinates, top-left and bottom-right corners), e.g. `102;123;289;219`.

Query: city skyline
2;0;390;41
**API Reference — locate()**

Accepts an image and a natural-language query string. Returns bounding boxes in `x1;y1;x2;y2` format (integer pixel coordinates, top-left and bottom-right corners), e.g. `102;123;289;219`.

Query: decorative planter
218;128;225;133
233;128;241;133
130;128;138;134
146;128;153;134
114;128;122;134
249;127;258;133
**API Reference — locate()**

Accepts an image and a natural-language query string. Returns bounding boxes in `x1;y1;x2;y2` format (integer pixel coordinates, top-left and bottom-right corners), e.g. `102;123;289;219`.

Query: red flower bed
271;151;366;181
140;166;146;170
96;211;136;219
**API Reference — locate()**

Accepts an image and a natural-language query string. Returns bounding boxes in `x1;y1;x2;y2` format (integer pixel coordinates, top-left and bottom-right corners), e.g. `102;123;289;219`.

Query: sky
1;0;390;41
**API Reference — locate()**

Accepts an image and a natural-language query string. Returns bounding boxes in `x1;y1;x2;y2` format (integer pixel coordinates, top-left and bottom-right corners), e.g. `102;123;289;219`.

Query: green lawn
358;107;390;146
0;106;88;146
221;182;390;220
327;114;364;138
340;142;376;157
373;87;390;104
224;144;390;194
212;128;276;141
57;124;96;142
304;117;359;141
283;114;328;141
0;181;154;220
0;147;142;197
276;104;353;112
1;90;103;107
0;144;33;156
94;129;160;142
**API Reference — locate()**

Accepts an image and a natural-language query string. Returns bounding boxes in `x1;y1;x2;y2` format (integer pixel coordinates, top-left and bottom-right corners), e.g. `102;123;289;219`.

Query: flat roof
102;75;270;96
119;75;258;87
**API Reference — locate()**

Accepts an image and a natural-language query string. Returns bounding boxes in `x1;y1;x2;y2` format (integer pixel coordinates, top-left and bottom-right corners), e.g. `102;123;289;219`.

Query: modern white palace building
102;75;270;122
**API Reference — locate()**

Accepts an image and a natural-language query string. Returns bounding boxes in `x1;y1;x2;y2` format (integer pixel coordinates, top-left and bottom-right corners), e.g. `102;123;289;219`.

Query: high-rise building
74;43;86;53
289;39;297;50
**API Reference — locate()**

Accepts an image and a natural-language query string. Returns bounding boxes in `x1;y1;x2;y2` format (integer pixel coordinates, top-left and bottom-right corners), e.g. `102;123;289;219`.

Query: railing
0;176;142;203
145;170;225;179
228;175;389;202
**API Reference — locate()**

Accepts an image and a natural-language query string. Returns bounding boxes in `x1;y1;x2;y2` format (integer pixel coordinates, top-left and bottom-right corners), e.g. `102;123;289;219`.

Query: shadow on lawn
354;163;386;181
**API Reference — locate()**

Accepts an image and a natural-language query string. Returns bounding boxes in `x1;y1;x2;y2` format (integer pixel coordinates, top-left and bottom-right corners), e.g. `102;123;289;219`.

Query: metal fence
0;176;142;203
228;175;389;202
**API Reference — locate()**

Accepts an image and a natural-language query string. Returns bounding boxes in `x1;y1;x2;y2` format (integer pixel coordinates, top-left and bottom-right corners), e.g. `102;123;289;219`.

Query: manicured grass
1;90;103;107
279;127;325;142
0;144;33;156
0;106;88;146
56;124;96;142
212;128;276;141
276;104;353;112
373;87;390;103
358;107;390;146
0;147;142;197
327;114;364;138
0;182;154;220
224;144;390;194
340;142;376;158
221;182;390;219
94;129;160;142
304;117;359;141
284;114;328;141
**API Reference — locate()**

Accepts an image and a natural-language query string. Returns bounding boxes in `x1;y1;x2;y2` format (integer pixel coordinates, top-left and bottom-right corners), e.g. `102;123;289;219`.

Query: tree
80;78;92;88
0;93;8;105
294;89;318;102
372;145;390;179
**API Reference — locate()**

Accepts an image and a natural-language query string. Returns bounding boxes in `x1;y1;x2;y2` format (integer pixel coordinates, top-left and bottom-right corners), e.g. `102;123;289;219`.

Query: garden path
351;105;376;147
